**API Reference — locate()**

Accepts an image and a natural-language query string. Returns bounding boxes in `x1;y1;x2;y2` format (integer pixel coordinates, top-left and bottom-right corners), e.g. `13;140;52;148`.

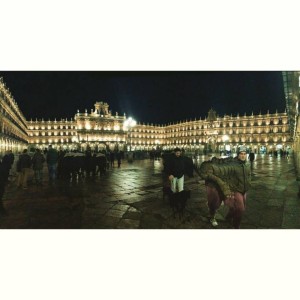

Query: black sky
0;71;285;125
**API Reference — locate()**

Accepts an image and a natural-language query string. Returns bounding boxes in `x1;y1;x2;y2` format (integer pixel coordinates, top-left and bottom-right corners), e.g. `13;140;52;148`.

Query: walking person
116;151;122;168
286;149;290;159
225;147;251;228
32;148;45;186
248;150;255;174
110;151;115;168
16;149;32;189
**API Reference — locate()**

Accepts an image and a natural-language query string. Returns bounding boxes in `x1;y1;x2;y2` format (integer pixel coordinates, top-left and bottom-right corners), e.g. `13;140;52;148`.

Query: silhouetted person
110;152;115;168
46;145;58;183
17;149;32;189
0;159;9;215
32;148;45;186
2;150;14;182
248;151;255;174
116;151;122;168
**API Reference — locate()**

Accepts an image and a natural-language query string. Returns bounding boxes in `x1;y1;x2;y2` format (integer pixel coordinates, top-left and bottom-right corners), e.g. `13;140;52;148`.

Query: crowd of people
0;146;125;214
1;144;257;229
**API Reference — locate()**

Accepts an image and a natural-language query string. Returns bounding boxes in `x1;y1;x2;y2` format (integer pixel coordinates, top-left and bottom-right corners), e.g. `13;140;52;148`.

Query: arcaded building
161;108;290;154
0;77;28;154
0;74;296;156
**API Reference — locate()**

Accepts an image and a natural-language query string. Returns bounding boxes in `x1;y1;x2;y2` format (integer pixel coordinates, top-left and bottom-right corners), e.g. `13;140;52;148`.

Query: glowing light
123;117;137;130
222;135;229;142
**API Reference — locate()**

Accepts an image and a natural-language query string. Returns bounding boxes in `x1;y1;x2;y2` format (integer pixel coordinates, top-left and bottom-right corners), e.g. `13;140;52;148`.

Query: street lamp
124;117;136;152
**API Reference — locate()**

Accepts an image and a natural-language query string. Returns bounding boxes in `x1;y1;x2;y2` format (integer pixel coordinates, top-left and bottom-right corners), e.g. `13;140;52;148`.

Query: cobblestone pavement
1;154;299;229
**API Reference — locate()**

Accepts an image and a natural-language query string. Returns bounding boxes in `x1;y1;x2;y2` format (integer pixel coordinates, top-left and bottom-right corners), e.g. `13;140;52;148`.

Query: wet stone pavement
1;154;300;229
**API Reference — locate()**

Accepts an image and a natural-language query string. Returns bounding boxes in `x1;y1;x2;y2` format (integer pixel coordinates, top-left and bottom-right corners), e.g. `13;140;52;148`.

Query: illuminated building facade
159;109;291;154
0;77;28;155
0;75;295;156
27;103;166;152
27;102;128;152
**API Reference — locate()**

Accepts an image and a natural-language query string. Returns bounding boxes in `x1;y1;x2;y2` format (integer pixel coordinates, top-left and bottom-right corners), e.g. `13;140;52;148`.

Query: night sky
0;71;285;125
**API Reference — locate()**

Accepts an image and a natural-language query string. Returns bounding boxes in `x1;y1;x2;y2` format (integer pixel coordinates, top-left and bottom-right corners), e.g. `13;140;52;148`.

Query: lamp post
124;117;136;162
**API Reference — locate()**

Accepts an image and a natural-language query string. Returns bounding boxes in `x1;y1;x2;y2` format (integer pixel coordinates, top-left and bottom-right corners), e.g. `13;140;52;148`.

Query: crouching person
199;147;251;229
199;157;231;227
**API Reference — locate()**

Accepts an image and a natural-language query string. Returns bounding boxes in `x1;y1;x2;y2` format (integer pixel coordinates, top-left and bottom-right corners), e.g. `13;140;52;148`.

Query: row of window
165;121;288;131
28;132;76;137
28;125;76;130
164;128;288;137
0;105;27;133
165;137;287;143
26;119;289;133
0;92;26;124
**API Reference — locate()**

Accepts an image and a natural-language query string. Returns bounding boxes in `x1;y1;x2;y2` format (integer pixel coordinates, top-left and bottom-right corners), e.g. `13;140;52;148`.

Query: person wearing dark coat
199;156;233;227
46;145;59;182
2;150;14;169
0;159;9;215
109;152;115;168
199;146;251;229
116;151;122;168
32;149;45;185
1;150;14;183
16;149;32;189
248;151;255;174
165;148;186;193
